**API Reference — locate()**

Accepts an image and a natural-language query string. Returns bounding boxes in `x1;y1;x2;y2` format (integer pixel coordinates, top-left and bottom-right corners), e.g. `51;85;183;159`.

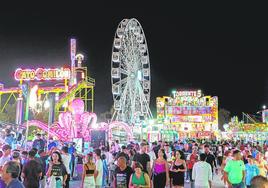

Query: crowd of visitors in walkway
1;128;268;187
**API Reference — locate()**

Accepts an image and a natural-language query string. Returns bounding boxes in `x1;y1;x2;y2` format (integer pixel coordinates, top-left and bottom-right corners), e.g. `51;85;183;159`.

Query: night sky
0;3;267;117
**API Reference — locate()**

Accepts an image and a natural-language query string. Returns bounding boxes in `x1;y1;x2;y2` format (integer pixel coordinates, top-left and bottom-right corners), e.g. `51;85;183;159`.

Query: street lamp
172;90;176;98
263;105;266;110
43;99;50;151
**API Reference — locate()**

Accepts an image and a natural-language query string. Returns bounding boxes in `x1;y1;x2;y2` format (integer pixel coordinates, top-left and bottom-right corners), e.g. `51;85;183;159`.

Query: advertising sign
14;67;71;81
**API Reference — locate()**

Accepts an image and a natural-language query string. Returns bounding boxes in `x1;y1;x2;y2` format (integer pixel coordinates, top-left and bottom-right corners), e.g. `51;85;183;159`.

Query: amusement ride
0;18;155;147
111;18;153;125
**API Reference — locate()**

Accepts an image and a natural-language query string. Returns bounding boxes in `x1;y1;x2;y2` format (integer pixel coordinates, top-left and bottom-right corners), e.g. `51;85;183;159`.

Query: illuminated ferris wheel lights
111;18;153;124
137;71;142;81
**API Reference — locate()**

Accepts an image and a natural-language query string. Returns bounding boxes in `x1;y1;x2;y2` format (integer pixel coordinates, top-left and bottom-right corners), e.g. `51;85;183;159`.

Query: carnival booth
225;116;268;143
156;90;219;139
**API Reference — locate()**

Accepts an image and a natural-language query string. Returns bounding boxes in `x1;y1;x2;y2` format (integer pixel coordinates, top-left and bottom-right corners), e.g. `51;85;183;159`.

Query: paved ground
70;173;225;187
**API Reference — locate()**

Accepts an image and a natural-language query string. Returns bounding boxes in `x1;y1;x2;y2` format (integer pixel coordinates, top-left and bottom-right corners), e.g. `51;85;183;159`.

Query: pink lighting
14;67;71;81
22;98;133;142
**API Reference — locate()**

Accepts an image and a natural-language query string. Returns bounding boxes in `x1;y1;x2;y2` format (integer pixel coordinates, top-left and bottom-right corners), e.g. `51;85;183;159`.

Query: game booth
156;89;219;140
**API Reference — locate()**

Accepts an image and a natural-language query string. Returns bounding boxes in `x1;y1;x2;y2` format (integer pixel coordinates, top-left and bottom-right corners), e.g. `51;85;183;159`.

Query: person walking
0;145;12;170
245;155;259;188
224;150;245;188
46;151;68;188
94;148;103;188
132;142;151;176
255;152;268;177
170;150;186;188
101;154;109;187
192;153;212;188
186;146;199;187
22;159;43;188
113;156;133;188
1;161;24;188
61;146;71;188
81;153;96;188
204;144;216;175
129;162;150;188
32;133;45;151
152;149;169;188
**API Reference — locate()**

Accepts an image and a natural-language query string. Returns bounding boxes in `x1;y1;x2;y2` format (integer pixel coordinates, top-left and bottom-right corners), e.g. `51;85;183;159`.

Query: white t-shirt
61;153;72;174
148;151;156;168
105;151;114;165
166;152;172;161
192;161;212;187
95;159;103;186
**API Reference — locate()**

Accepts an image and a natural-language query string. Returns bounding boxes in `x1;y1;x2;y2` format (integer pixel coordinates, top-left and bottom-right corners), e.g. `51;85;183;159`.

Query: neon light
14;68;71;81
175;90;202;98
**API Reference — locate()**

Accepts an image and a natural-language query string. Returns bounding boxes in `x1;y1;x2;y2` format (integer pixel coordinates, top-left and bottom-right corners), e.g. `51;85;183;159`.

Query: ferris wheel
111;18;153;124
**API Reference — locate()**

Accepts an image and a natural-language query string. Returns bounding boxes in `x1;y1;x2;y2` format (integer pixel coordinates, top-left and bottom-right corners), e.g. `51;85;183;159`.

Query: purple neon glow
22;99;133;141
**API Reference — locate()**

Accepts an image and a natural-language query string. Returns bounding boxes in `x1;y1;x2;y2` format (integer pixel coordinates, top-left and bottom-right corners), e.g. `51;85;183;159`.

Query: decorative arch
21;120;68;141
108;121;134;141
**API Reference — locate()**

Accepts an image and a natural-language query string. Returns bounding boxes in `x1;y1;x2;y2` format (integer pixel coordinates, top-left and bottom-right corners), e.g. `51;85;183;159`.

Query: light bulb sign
14;67;71;81
175;90;202;98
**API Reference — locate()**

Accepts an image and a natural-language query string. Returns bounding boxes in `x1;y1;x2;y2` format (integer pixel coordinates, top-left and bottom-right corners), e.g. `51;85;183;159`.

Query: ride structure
0;39;95;127
0;38;134;145
111;18;153;125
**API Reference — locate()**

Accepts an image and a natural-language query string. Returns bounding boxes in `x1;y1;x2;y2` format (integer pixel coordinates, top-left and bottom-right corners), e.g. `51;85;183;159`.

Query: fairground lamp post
44;93;55;151
44;99;50;150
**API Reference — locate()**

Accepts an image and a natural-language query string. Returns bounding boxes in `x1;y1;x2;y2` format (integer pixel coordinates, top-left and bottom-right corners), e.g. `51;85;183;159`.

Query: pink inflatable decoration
22;99;98;141
58;98;97;141
22;99;134;142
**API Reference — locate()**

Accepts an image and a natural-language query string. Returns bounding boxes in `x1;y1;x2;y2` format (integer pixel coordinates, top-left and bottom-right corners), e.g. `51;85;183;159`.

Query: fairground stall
156;89;218;141
225;116;268;143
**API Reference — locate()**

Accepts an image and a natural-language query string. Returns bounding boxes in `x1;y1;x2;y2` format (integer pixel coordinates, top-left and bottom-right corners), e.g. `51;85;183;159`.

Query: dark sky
0;2;267;117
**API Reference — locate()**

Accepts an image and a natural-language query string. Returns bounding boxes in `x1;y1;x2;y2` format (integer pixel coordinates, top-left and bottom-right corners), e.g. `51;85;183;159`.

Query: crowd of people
1;129;268;188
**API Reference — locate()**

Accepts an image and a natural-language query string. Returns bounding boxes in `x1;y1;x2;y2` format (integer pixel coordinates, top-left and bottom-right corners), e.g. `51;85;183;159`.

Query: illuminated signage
70;39;76;66
166;106;212;115
14;68;71;81
263;110;268;123
170;115;212;123
175;90;202;98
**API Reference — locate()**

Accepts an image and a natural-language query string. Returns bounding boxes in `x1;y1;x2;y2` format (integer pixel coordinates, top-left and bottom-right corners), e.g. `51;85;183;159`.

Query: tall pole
70;38;76;86
24;83;30;150
47;93;55;150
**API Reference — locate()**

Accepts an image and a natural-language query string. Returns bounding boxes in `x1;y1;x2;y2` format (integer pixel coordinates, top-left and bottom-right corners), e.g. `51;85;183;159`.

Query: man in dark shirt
204;144;216;173
116;145;130;165
132;142;151;176
32;133;45;151
114;156;133;188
